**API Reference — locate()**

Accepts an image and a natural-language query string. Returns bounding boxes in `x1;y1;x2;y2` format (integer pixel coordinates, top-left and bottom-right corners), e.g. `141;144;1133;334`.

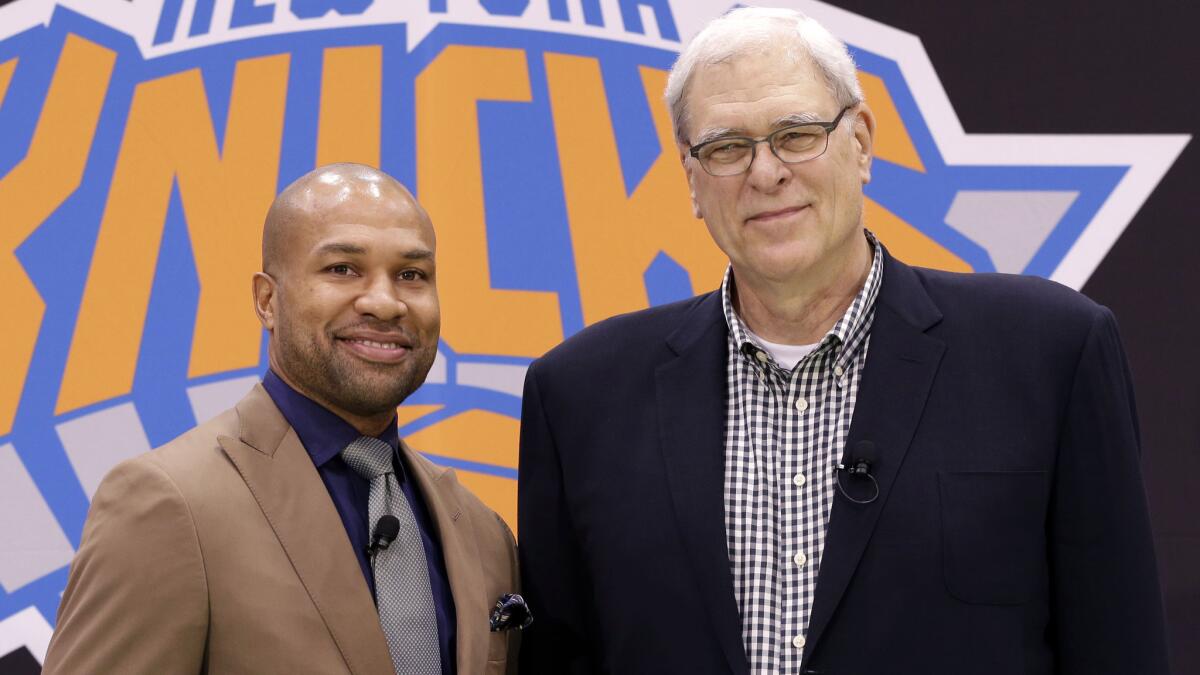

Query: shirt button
755;350;768;363
793;634;806;649
793;473;806;487
794;552;807;567
794;397;809;412
834;365;844;377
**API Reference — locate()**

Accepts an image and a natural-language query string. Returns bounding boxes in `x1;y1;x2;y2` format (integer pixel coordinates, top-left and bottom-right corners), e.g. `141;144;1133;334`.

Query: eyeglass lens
697;125;831;176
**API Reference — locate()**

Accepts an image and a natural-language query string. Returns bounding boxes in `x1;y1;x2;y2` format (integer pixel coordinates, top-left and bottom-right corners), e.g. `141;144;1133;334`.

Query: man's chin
739;248;822;284
324;349;435;405
336;389;417;418
337;368;426;408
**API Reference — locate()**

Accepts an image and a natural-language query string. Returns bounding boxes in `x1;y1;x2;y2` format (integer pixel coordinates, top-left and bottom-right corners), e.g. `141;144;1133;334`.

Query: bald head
262;163;432;277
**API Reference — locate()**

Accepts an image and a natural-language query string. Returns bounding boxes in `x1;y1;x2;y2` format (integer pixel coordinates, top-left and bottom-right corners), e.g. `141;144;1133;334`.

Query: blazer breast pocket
938;470;1049;605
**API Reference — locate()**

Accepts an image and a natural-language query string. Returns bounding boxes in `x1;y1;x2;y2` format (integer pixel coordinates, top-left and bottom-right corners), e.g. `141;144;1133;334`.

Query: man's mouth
335;333;413;363
343;338;405;351
746;205;807;223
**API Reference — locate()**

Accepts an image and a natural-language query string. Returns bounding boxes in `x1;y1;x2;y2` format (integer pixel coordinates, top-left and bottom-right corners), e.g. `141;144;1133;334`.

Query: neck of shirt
742;325;819;371
260;369;402;477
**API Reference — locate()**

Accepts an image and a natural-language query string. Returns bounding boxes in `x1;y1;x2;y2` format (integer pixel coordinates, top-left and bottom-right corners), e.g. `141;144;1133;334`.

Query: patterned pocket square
489;593;533;632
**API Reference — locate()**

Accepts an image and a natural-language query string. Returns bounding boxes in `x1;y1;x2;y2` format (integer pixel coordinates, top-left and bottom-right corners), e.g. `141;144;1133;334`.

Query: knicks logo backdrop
0;0;1187;663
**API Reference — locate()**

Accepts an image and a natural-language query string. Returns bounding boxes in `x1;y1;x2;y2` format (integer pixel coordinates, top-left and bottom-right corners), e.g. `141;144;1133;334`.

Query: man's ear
252;272;277;331
851;102;876;185
678;142;703;219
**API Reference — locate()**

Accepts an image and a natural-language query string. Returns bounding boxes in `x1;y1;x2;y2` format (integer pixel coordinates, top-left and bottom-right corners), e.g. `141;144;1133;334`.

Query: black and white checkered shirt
721;232;883;673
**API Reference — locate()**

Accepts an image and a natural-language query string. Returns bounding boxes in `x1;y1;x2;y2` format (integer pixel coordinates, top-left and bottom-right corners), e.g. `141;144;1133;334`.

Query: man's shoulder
913;265;1096;307
907;265;1109;331
144;406;240;469
100;404;245;504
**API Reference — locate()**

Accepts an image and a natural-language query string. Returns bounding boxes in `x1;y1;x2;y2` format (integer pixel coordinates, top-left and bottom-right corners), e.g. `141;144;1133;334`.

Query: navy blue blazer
517;250;1169;675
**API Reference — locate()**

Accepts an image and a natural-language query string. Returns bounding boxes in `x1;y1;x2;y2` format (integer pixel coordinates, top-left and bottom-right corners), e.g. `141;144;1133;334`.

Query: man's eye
399;269;424;281
328;264;354;275
776;129;820;149
704;141;751;161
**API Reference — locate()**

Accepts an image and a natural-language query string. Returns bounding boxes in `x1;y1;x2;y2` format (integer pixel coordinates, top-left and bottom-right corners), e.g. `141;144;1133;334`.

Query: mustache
332;320;419;343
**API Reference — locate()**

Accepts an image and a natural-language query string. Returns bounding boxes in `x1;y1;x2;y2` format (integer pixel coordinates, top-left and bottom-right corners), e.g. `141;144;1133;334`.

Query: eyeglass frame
687;104;855;177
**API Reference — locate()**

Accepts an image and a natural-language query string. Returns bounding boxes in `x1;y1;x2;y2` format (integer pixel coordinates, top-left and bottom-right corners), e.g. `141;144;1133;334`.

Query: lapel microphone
367;515;401;559
835;440;880;504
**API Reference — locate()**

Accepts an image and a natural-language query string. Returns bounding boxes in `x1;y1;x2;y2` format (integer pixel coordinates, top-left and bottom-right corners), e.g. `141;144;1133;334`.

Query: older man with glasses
517;7;1169;675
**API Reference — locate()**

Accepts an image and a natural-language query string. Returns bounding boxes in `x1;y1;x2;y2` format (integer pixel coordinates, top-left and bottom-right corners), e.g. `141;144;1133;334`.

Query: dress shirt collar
721;229;883;374
261;369;402;475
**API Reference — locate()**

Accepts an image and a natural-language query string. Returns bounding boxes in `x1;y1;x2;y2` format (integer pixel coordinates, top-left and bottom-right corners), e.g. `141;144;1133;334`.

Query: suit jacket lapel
655;292;749;675
402;444;489;674
802;253;945;665
217;385;394;675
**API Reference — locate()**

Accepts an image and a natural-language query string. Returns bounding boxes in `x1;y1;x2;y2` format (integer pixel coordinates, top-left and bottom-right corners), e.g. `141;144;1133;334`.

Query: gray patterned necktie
340;436;442;675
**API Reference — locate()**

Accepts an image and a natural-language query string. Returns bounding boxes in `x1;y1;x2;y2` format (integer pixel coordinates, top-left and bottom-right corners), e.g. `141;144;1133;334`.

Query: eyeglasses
688;105;853;177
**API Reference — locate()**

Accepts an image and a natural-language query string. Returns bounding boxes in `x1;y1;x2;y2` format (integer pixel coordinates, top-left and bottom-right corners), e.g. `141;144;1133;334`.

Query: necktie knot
340;436;394;480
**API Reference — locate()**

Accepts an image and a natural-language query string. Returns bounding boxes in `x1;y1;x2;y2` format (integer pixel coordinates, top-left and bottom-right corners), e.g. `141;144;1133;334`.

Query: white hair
665;6;864;143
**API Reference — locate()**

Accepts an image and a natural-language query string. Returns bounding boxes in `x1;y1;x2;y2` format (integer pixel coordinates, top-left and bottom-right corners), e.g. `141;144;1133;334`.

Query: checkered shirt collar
720;230;883;373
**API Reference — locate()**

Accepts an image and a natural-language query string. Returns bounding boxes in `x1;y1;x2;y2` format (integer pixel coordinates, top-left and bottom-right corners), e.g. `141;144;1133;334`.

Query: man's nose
354;274;407;321
745;141;790;191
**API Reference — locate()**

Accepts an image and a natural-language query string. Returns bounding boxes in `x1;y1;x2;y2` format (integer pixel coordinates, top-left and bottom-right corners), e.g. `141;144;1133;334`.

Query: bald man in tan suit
43;164;520;674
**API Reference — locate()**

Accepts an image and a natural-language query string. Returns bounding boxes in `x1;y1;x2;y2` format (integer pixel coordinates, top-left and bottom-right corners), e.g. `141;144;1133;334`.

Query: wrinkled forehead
685;52;833;135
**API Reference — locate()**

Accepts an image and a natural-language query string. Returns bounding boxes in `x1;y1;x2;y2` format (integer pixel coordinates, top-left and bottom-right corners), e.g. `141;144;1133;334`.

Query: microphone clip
366;514;401;561
834;457;880;504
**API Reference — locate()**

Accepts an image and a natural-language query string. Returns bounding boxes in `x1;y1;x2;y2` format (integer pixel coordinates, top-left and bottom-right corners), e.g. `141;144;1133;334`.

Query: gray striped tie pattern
341;436;442;675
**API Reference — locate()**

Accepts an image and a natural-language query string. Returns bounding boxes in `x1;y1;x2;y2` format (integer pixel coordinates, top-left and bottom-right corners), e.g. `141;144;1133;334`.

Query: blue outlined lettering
230;0;277;29
189;0;217;37
154;0;184;45
549;0;604;26
618;0;679;41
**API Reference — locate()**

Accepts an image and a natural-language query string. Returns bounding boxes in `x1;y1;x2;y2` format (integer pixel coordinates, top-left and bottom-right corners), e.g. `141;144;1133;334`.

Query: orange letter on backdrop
0;36;115;435
57;55;289;414
316;45;382;168
546;55;727;326
415;45;563;358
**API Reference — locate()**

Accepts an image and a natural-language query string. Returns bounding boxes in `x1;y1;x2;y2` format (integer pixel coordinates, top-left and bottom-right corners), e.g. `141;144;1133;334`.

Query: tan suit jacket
43;384;519;674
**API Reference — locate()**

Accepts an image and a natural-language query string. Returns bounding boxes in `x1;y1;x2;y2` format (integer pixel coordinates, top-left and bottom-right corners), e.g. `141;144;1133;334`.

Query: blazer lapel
217;385;394;675
402;444;490;674
802;254;946;665
655;292;749;675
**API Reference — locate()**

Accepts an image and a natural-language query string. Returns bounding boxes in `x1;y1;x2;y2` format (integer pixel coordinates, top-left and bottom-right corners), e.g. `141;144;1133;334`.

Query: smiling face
680;48;874;289
254;167;439;430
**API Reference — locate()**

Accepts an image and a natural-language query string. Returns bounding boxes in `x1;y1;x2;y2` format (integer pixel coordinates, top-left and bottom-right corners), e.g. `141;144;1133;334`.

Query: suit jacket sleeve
517;362;599;674
42;456;209;674
1051;306;1169;674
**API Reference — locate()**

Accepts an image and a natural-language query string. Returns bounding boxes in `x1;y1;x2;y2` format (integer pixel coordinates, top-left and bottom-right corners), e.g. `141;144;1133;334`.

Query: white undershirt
742;324;819;371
